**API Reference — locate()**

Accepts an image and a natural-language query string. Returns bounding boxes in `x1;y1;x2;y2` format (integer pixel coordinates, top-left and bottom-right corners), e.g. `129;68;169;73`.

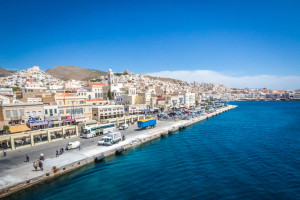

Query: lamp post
71;101;75;124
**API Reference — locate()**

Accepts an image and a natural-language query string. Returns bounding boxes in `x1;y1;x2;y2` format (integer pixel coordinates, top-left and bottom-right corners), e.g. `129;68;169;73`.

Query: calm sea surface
12;102;300;200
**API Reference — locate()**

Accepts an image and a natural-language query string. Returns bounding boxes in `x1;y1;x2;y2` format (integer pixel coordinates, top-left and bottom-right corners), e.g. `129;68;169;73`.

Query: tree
195;100;199;107
5;86;20;91
107;89;112;100
3;125;9;134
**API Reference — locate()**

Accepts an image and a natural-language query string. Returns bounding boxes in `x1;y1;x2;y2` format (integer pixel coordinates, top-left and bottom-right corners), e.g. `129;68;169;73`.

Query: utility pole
72;101;75;124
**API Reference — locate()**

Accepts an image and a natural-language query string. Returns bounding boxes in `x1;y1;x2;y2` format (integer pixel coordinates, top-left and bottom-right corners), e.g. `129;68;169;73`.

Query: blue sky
0;0;299;89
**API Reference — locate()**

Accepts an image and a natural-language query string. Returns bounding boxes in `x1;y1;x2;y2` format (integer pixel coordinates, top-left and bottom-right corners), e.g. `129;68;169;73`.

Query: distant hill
0;67;14;77
144;75;185;84
46;66;107;81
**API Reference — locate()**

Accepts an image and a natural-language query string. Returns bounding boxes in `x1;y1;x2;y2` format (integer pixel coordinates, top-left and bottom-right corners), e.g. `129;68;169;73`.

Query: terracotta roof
88;82;108;86
9;125;30;134
55;93;76;97
87;98;107;102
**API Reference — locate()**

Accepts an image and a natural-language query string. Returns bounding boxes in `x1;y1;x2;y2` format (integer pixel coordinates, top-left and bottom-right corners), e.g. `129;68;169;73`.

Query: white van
66;141;80;150
119;124;129;130
98;132;123;146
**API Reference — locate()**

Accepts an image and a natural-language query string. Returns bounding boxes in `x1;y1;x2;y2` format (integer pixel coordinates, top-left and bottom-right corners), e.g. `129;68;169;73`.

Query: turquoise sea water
11;102;300;200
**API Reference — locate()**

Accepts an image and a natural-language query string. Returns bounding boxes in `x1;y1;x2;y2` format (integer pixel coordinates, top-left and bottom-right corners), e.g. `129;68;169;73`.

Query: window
59;101;62;105
50;109;53;116
88;107;91;112
67;101;70;105
54;109;57;114
59;110;64;114
20;109;24;117
66;109;70;114
45;109;48;115
32;111;36;117
38;111;42;116
80;100;84;104
26;112;30;116
5;110;11;118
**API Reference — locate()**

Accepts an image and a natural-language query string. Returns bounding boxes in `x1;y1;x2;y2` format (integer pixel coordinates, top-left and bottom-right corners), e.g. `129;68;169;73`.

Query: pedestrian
3;149;6;157
56;149;59;157
33;161;38;170
26;153;29;162
60;147;64;154
78;145;80;151
39;160;43;171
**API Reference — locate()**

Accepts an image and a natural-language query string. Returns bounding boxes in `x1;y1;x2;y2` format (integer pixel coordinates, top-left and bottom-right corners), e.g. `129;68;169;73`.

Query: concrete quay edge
0;105;237;199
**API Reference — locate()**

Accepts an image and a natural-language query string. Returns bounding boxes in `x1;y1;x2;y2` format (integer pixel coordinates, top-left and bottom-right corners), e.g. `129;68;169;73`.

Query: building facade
92;105;124;122
0;102;44;129
55;93;92;123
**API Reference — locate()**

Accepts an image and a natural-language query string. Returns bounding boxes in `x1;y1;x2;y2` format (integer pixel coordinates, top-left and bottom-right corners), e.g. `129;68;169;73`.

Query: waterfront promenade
0;105;236;198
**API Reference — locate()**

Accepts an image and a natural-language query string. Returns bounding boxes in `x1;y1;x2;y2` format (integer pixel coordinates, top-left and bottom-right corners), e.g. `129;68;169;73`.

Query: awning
29;122;48;126
64;119;75;122
9;125;31;134
75;118;86;123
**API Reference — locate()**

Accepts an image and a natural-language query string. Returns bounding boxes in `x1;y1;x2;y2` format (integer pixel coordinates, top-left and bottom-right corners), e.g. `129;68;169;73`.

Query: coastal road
0;120;175;174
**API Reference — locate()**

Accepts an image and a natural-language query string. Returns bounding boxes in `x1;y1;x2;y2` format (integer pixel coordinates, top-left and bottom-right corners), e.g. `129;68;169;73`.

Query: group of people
56;148;65;157
33;159;43;171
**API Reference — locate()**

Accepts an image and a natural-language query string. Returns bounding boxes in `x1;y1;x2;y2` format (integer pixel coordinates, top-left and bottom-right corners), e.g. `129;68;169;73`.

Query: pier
0;105;236;198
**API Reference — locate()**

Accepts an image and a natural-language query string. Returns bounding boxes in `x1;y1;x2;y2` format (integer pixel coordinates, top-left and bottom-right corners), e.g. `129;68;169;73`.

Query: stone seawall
0;105;237;199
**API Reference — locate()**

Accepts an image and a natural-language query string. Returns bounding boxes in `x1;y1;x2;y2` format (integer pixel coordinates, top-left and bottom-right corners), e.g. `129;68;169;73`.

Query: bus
82;123;115;138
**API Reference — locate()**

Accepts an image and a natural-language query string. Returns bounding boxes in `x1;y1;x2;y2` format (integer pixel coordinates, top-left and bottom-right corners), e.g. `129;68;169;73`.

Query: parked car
119;124;129;130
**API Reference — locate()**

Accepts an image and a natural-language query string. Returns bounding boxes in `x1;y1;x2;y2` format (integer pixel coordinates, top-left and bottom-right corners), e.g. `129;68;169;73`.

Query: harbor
0;105;236;198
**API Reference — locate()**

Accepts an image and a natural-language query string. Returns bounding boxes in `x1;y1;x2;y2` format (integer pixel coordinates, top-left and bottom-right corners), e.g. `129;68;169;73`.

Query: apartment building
92;105;124;122
83;82;108;100
124;104;147;115
55;93;92;123
184;92;196;107
135;92;151;107
87;98;110;106
0;102;44;129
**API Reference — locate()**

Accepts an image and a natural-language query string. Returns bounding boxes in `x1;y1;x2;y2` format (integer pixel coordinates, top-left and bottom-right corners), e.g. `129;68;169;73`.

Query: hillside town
0;66;299;149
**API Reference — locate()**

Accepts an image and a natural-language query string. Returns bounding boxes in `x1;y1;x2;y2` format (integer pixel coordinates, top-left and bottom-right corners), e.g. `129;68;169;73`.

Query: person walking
33;161;38;171
56;149;59;157
39;160;43;171
60;147;64;154
78;145;80;151
3;149;7;157
26;153;29;162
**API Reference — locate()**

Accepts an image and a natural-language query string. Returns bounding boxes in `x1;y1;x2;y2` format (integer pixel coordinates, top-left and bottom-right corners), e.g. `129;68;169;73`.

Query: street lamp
71;101;75;124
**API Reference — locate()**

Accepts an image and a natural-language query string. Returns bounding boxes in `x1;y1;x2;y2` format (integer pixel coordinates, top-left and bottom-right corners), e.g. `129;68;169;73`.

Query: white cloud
148;70;300;90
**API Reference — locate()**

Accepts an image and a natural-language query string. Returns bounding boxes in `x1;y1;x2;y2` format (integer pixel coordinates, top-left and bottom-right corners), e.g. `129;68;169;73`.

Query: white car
66;141;80;150
119;124;129;130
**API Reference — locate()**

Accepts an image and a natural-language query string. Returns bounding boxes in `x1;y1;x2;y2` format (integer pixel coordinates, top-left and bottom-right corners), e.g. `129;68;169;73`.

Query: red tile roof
55;93;76;97
88;82;108;86
87;98;107;102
